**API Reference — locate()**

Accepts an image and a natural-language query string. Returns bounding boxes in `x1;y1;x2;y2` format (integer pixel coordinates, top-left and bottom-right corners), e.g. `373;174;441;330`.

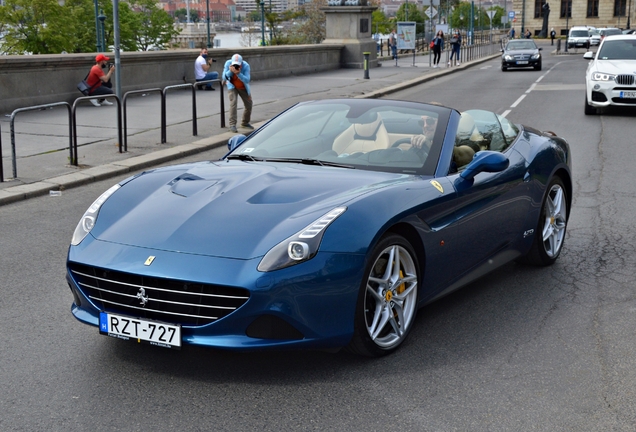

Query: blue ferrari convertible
66;99;572;357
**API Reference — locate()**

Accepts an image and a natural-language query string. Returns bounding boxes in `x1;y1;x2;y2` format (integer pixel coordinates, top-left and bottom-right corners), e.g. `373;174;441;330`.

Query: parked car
584;35;636;114
568;26;594;49
501;39;542;71
66;99;572;357
589;29;601;46
623;29;636;35
600;28;622;41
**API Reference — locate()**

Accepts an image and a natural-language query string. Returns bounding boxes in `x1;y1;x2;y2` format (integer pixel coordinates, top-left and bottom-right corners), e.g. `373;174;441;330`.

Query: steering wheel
391;137;414;148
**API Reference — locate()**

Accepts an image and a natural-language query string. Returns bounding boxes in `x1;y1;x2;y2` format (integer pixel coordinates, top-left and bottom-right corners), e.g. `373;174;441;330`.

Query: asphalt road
2;52;636;431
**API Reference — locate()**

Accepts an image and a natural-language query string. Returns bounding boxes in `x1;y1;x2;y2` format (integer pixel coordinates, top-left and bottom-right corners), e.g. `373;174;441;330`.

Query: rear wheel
519;177;569;266
347;234;419;357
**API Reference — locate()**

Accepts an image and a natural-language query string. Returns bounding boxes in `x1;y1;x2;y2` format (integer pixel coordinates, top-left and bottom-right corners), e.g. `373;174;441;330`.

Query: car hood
589;59;636;74
91;161;406;259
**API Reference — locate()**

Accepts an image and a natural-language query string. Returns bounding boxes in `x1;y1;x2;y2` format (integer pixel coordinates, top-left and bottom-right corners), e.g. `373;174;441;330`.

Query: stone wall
0;44;344;114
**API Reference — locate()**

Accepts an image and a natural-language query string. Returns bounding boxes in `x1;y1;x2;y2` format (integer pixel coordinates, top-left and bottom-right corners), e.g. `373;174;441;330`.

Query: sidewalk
0;49;504;206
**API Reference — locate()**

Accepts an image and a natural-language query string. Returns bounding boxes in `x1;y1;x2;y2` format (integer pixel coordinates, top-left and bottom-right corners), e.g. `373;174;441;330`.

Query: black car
501;39;543;71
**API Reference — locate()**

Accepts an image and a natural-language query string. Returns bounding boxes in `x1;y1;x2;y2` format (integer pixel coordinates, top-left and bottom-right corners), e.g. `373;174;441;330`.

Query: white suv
584;35;636;114
568;26;594;49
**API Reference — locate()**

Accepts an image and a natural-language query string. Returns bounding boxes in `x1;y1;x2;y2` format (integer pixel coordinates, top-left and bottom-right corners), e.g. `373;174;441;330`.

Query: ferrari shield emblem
144;256;156;266
430;180;444;194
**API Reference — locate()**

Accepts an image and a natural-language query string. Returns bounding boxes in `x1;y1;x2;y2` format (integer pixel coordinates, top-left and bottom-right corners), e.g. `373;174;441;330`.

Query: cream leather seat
333;113;390;155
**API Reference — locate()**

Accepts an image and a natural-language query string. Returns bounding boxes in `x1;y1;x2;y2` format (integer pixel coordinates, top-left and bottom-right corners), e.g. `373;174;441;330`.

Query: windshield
227;100;451;175
506;41;537;50
598;39;636;60
570;30;589;37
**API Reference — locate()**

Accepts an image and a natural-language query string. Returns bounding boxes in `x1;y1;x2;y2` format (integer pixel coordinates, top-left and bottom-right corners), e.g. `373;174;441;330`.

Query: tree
292;0;327;44
371;9;392;35
174;8;200;23
128;0;181;51
396;3;425;35
0;0;80;54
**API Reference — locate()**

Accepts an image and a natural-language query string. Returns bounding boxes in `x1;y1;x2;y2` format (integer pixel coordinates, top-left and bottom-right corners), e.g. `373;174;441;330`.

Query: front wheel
584;95;596;115
347;234;419;357
518;177;569;266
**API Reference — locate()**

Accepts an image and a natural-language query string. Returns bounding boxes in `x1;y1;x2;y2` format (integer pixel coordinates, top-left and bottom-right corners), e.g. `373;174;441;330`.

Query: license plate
620;91;636;99
99;312;181;349
516;61;528;65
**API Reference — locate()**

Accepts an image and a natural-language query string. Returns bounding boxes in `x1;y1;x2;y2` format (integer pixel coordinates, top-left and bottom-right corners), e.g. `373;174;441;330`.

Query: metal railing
162;79;224;143
122;88;162;151
5;102;73;181
71;95;123;166
2;80;227;180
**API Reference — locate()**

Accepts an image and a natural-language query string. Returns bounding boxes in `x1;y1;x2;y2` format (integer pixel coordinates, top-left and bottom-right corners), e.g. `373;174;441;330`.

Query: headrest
353;113;382;139
457;113;484;142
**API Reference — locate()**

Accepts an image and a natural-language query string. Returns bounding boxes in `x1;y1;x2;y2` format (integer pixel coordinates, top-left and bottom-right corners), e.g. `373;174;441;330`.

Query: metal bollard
363;52;370;79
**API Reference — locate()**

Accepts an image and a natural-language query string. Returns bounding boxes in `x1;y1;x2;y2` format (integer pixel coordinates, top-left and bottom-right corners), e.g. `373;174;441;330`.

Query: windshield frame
225;99;454;176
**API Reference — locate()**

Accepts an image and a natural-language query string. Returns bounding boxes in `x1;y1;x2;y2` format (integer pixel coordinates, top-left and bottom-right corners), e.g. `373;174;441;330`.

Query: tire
584;95;596;115
518;177;569;266
534;61;542;71
501;64;507;71
347;234;419;357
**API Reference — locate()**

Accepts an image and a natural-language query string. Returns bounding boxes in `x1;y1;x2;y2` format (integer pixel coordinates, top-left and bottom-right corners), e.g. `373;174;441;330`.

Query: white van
568;26;595;49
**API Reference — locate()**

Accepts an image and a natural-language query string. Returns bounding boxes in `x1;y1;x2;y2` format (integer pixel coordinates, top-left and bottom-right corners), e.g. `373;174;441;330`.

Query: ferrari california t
66;99;572;357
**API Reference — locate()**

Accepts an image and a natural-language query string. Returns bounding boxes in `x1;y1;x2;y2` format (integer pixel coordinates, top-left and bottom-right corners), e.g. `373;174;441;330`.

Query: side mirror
538;47;543;51
460;151;509;181
583;51;594;60
228;134;247;151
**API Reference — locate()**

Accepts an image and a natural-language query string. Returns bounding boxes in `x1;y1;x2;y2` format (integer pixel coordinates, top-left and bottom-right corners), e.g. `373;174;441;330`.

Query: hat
231;54;243;66
96;54;110;62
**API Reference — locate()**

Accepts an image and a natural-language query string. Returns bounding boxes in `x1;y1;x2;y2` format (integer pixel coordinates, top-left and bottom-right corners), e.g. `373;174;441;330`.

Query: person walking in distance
86;54;115;107
222;53;253;133
194;48;219;91
389;30;397;60
448;31;461;66
550;28;556;45
432;30;444;68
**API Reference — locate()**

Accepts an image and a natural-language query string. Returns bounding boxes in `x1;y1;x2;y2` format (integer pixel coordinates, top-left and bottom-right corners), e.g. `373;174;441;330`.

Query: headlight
531;53;541;60
71;184;120;246
504;55;514;61
257;207;346;272
591;72;615;81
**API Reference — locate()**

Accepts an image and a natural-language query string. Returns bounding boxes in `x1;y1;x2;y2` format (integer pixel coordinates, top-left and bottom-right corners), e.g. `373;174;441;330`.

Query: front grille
611;97;636;104
616;75;635;85
513;54;530;60
69;263;249;326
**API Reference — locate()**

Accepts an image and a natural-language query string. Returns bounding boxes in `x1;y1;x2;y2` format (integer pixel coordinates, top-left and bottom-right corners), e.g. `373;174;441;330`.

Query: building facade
511;0;634;35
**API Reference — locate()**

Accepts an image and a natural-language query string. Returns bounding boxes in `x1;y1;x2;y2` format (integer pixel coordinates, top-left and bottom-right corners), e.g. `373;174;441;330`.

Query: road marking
510;94;526;107
503;62;567;116
481;65;492;69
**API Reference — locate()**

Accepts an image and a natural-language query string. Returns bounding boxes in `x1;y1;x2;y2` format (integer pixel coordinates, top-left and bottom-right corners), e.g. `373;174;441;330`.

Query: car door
440;111;532;282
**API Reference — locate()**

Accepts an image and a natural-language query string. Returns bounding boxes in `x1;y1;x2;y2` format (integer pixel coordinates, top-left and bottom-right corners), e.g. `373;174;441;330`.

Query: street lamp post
565;0;570;52
93;0;102;52
628;0;632;29
98;10;106;52
206;0;211;48
260;1;265;46
269;0;273;42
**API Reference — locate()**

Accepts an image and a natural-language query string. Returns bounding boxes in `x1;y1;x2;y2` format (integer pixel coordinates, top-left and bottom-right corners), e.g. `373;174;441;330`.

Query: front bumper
587;80;636;108
502;58;541;69
67;238;366;351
